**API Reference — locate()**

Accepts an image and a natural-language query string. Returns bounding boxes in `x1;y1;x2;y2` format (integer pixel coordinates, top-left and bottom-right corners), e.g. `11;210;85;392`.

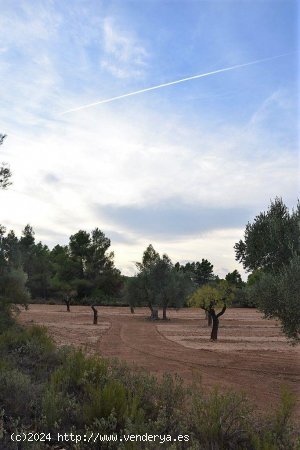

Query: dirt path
19;305;300;418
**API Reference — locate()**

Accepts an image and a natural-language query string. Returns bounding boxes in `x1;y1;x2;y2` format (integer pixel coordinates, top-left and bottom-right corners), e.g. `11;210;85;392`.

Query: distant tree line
0;225;122;310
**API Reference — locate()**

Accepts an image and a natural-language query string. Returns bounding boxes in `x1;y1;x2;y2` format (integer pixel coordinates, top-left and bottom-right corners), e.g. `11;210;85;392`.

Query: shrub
250;386;297;450
0;367;34;419
0;321;299;450
50;350;109;394
190;386;252;449
42;386;79;429
0;325;55;356
83;380;142;427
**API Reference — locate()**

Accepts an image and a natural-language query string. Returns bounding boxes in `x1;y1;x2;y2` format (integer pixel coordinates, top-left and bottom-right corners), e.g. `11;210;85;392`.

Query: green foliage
0;225;30;322
0;267;30;305
190;387;252;449
250;386;297;450
0;302;14;331
225;269;244;288
42;386;73;428
247;269;264;287
271;386;296;445
175;259;215;286
49;228;122;301
50;350;108;394
127;245;193;317
188;282;234;339
0;325;55;355
124;273;152;308
234;198;300;273
136;244;160;271
0;224;122;304
0;319;299;450
247;255;300;342
83;380;142;428
0;368;33;418
188;281;234;310
156;374;188;436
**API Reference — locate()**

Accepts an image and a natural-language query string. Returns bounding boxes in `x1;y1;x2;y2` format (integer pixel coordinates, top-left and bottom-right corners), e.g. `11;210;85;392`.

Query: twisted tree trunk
91;306;98;325
205;310;212;326
210;304;226;341
65;298;70;312
162;305;167;320
150;306;159;320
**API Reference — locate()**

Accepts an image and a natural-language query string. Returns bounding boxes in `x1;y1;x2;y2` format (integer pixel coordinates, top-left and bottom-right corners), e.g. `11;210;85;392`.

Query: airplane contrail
60;53;292;115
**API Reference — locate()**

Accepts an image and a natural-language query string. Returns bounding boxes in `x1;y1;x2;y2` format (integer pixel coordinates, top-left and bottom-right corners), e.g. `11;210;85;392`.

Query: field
19;305;300;418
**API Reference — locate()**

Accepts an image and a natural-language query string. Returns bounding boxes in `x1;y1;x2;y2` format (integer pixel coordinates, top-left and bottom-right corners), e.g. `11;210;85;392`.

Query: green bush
42;386;79;429
0;325;55;356
83;380;142;427
0;321;299;450
190;386;252;449
0;367;34;418
50;350;108;394
250;386;297;450
0;304;15;332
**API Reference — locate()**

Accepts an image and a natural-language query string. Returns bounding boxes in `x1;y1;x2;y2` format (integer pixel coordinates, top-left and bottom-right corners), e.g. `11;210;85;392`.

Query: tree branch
217;304;227;318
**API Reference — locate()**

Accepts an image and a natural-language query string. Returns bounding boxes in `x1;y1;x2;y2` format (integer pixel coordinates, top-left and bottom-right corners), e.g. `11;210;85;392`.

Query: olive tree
234;198;300;272
247;255;300;343
126;245;193;320
235;199;300;342
188;281;234;340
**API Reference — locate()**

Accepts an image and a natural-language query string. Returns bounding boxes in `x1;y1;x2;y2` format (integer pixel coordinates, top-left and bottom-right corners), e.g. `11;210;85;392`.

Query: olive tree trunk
205;310;212;326
162;306;168;320
91;306;98;325
65;298;70;312
209;305;226;341
150;306;159;320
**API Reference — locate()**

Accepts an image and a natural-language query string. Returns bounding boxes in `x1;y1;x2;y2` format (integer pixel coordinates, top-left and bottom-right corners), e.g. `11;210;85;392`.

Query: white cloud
101;17;149;78
0;2;61;49
1;92;297;275
0;2;297;278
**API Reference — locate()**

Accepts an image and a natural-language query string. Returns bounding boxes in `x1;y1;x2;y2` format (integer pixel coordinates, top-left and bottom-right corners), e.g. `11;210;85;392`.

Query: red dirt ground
19;305;300;418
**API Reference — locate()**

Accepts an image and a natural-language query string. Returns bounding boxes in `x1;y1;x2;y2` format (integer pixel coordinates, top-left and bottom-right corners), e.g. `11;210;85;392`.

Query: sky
0;0;298;278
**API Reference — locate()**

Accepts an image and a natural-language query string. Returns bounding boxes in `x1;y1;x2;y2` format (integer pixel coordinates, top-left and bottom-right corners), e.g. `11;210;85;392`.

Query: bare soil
19;305;300;418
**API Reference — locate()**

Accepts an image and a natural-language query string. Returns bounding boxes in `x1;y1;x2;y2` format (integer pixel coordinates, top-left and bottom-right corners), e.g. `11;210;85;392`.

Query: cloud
104;230;136;245
112;227;248;278
101;17;149;78
44;173;61;184
0;0;297;279
95;200;251;239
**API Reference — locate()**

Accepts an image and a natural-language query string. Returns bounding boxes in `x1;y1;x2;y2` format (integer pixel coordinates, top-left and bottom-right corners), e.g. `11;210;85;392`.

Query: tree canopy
0;225;122;305
188;281;234;311
236;198;300;343
0;226;29;327
247;254;300;343
225;270;244;288
188;281;234;340
234;197;300;273
175;258;215;286
126;245;193;319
